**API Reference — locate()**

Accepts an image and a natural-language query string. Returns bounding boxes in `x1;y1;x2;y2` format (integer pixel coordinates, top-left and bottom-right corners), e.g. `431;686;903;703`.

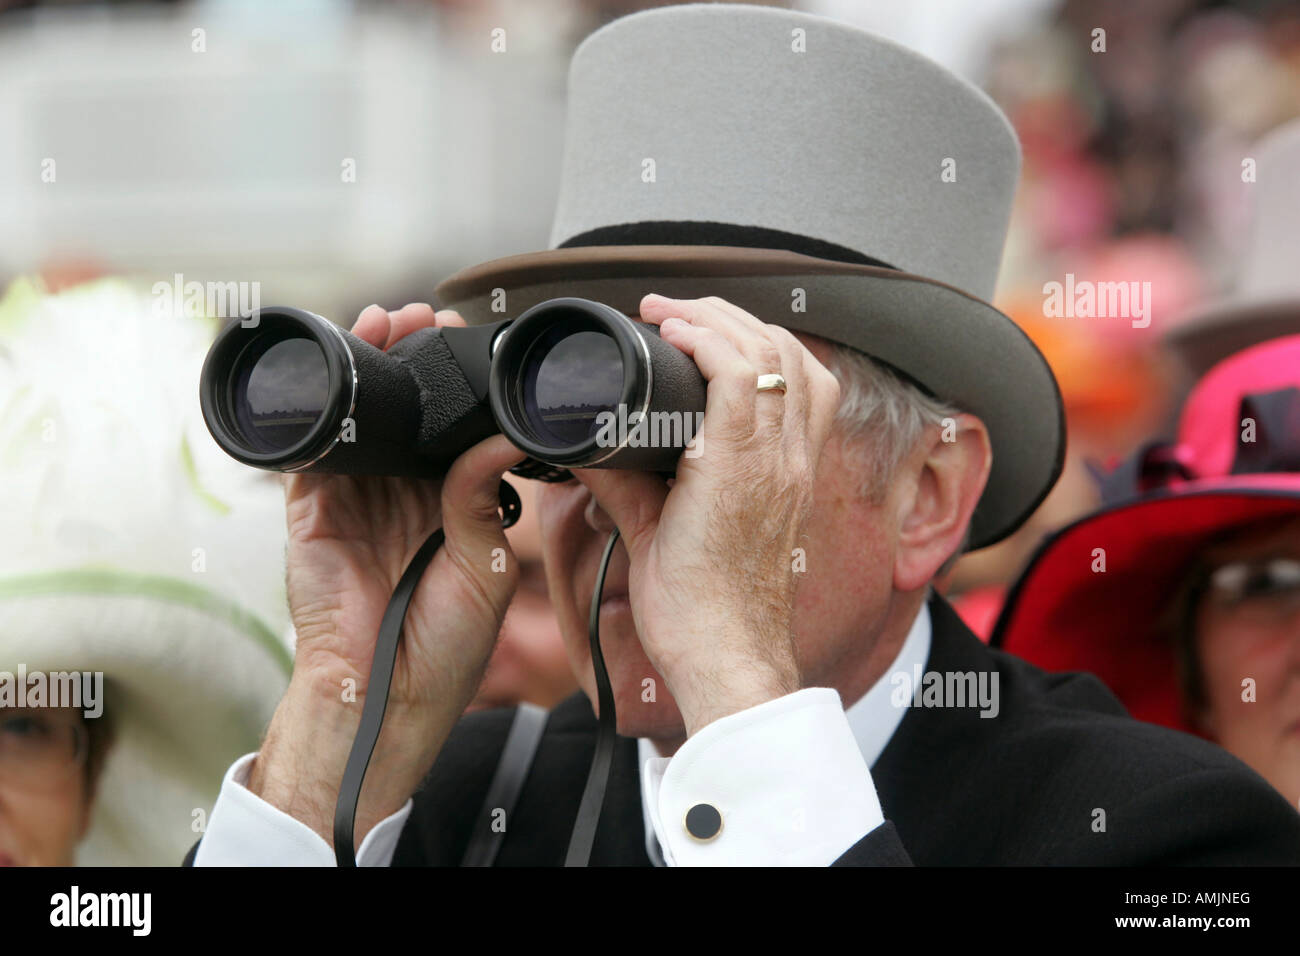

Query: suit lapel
510;596;991;865
868;594;1007;863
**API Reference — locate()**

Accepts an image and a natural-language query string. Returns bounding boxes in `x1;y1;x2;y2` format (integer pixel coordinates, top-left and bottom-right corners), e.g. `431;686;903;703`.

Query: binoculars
199;298;709;481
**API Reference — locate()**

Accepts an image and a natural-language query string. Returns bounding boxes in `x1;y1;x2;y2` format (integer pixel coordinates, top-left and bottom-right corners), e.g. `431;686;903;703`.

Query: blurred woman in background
0;277;292;865
0;706;111;866
994;335;1300;808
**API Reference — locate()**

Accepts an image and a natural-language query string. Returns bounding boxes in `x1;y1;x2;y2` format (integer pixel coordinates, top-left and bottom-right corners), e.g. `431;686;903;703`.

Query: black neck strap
332;484;620;868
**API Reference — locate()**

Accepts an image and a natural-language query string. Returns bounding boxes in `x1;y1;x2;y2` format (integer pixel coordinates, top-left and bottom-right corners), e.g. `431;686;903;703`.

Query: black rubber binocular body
199;297;709;480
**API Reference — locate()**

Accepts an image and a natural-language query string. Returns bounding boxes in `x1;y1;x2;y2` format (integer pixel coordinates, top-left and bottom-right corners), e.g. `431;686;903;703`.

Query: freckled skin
0;707;92;866
536;332;923;757
1194;514;1300;808
468;479;576;712
249;299;990;842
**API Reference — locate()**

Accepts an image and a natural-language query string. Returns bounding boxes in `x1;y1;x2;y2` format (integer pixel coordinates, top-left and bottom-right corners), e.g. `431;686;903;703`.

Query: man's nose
583;489;619;535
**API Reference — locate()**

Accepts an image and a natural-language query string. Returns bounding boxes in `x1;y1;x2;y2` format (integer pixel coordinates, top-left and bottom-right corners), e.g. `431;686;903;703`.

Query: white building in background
0;1;572;319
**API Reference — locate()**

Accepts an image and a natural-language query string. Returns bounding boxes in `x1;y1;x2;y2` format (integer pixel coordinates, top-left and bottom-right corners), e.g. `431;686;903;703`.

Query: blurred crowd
949;0;1300;612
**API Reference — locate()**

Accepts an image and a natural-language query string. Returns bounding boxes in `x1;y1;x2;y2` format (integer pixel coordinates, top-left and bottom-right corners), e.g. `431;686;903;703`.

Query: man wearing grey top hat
189;4;1300;866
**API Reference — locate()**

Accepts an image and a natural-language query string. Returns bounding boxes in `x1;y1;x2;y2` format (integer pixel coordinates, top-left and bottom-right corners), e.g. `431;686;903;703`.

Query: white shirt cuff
192;753;413;866
641;688;884;866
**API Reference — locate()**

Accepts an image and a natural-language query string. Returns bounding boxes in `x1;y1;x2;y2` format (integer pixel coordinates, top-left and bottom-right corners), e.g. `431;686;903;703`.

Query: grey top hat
1166;119;1300;377
436;2;1063;549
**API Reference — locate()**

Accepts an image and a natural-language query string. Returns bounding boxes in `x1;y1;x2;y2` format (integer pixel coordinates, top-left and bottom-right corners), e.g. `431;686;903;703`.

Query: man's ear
893;414;992;592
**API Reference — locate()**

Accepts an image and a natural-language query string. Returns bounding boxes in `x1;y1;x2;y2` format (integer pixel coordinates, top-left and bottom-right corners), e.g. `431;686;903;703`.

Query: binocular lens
200;297;706;480
231;336;330;454
521;328;623;447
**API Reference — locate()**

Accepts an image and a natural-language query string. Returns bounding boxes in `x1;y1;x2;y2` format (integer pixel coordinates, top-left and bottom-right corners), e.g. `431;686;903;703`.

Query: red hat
991;334;1300;734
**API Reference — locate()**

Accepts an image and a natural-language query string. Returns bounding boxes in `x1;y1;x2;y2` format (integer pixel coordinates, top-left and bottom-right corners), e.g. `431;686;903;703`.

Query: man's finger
351;304;391;348
385;303;439;348
569;467;670;563
764;324;811;440
659;318;762;435
435;308;467;329
642;294;783;376
439;435;529;576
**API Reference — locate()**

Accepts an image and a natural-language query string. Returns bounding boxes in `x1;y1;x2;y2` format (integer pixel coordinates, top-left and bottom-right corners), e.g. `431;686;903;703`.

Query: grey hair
823;343;972;571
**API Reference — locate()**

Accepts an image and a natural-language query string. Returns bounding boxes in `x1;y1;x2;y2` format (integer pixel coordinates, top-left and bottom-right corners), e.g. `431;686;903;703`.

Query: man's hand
249;303;526;845
574;294;842;737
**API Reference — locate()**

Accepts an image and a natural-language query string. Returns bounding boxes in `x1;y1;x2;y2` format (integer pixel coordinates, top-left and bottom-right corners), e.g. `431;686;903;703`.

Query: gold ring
756;373;787;394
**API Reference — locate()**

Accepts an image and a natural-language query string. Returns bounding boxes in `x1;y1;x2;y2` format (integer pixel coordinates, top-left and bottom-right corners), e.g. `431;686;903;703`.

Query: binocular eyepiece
198;298;709;481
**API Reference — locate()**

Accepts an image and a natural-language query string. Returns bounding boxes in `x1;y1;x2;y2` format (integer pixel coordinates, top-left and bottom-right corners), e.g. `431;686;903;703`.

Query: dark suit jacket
388;596;1300;865
186;595;1300;865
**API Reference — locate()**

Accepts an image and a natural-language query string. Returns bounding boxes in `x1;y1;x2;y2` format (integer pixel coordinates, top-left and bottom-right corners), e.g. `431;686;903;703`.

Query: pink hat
992;334;1300;733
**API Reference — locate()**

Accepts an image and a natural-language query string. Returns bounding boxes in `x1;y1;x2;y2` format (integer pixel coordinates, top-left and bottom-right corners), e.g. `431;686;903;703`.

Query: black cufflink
684;803;723;842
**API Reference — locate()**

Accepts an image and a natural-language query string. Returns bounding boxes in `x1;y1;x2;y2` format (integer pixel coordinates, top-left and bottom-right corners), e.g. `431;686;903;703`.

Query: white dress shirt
194;604;931;867
638;602;930;864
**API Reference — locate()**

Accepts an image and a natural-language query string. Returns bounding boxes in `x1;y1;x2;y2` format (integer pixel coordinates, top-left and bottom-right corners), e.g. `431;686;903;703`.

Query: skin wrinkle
700;474;799;647
536;321;983;756
244;297;990;844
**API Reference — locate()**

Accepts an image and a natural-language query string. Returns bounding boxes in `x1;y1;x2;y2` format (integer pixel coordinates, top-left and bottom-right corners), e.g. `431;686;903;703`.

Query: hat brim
0;571;291;865
436;245;1064;550
990;478;1300;733
1165;296;1300;379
